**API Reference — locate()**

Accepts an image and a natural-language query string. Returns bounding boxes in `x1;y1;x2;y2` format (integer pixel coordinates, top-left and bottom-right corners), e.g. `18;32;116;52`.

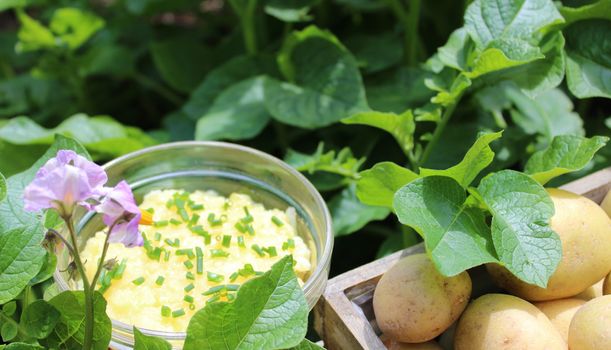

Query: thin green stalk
90;219;119;289
405;0;422;66
65;217;94;350
131;72;183;107
417;92;465;168
241;0;258;55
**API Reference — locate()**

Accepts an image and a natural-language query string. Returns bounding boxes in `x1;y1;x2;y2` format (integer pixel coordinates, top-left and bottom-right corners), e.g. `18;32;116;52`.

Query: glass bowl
53;141;333;349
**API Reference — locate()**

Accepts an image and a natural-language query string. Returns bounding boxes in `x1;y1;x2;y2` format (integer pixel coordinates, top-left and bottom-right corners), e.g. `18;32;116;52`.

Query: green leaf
394;176;498;276
15;10;55;52
195;76;271;141
559;0;611;24
78;43;136;77
264;0;318;22
476;170;561;287
334;0;385;11
366;67;433;113
0;114;157;160
3;343;44;350
436;28;474;72
342;110;415;154
150;37;210;93
133;327;171;350
0;0;43;12
524;135;609;184
285;143;364;179
0;172;5;201
20;300;60;339
564;20;611;98
1;322;18;342
264;26;368;128
288;339;326;350
28;251;57;286
356;162;418;208
42;291;111;350
0;135;88;304
184;256;308;350
420;131;503;188
467;39;544;78
345;32;403;74
49;8;105;49
2;301;16;316
329;185;390;237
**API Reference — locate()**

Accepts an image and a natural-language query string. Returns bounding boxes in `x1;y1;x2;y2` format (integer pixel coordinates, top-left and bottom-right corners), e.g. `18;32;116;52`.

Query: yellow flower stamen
139;210;153;226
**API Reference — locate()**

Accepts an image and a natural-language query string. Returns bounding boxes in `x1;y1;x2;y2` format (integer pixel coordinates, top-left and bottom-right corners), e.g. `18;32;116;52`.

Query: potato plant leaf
524;135;609;184
150;37;210;93
264;26;368;128
285;143;364;179
420;131;503;188
342;110;415;155
394;176;498;276
476;170;561;287
328;184;390;237
133;327;171;350
184;256;308;350
264;0;318;22
288;339;326;350
2;343;44;350
20;300;60;339
356;162;418;208
0;135;88;304
0;172;5;201
42;291;111;350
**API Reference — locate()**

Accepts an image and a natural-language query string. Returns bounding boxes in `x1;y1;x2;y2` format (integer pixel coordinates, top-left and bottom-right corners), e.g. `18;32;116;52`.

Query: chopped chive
222;235;232;248
166;199;174;208
223;200;231;210
176;248;195;259
184;283;195;292
189;213;200;226
189;303;196;310
241;208;254;224
226;284;239;291
234;222;246;233
229;272;239;282
114;259;127;279
153;220;169;227
207;272;224;283
271;216;284;227
251;244;265;257
155;276;165;286
207;295;221;304
178;208;189;222
196;247;204;274
103;272;112;286
170;218;182;225
184;260;194;269
190;203;204;210
207;213;223;226
164;238;180;247
210;249;230;258
246;224;255;236
282;238;295;251
132;277;145;285
186;271;195;280
237;236;245;248
184;295;194;303
145;208;155;214
98;285;109;294
226;293;236;301
202;285;224;295
263;246;277;257
239;263;255;277
164;250;171;262
161;305;171;317
154;232;162;241
172;309;186;318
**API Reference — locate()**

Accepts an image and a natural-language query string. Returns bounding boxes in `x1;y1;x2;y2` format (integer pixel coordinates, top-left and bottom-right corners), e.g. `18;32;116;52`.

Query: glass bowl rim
53;140;334;340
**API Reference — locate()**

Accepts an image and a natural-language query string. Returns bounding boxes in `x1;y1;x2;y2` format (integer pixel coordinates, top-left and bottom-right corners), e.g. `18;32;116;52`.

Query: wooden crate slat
314;167;611;350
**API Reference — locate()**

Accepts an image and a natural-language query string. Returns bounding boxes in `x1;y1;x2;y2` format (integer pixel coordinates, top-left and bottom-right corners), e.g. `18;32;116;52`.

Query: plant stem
48;228;76;256
241;0;258;55
90;220;119;289
405;0;422;66
65;217;94;350
417;92;465;168
131;72;183;107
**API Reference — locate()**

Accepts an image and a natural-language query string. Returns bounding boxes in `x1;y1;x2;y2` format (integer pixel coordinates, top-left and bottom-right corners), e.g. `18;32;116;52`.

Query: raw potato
575;279;604;300
487;188;611;301
568;295;611;350
382;338;443;350
534;298;585;343
604;272;610;295
454;294;566;350
601;188;611;217
373;254;471;343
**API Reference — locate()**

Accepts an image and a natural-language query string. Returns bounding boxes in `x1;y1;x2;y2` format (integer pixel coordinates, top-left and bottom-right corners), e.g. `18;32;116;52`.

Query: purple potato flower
24;150;107;216
96;180;143;247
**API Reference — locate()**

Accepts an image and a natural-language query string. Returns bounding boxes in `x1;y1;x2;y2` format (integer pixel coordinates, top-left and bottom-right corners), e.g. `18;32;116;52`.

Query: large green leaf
564;20;611;98
15;10;55;52
183;256;308;350
133;327;171;350
20;300;60;339
0;135;88;304
356;162;418;208
420;131;503;188
48;8;105;49
559;0;611;24
525;135;609;184
285;143;364;179
195;76;271;141
264;0;318;22
394;176;498;276
0;114;157;160
476;170;561;287
342;110;415;155
288;339;326;350
264;26;368;128
0;172;5;201
328;185;390;237
436;28;474;72
366;67;433;113
345;32;403;74
150;37;210;93
2;343;44;350
42;291;111;350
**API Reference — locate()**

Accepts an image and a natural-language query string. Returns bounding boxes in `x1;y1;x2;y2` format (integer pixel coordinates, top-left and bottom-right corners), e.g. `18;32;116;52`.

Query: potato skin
487;188;611;301
568;295;611;350
382;338;443;350
454;294;566;350
576;279;604;300
604;273;610;295
534;298;585;343
373;253;471;343
601;188;611;218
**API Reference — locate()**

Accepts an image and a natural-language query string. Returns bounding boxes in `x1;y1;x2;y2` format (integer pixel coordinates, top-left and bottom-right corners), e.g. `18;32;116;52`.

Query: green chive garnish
189;213;200;226
184;260;194;269
161;305;171;317
229;272;239;282
207;272;224;283
207;213;223;226
210;249;230;258
184;295;194;303
114;259;127;279
132;277;145;285
153;220;169;227
237;236;245;248
154;232;162;241
196;247;204;274
222;235;232;248
184;283;195;292
164;250;171;262
251;244;265;257
155;276;165;286
263;246;277;257
172;309;185;318
164;238;180;247
170;218;182;225
189;303;196;310
145;208;155;214
282;238;295;250
207;295;221;304
176;248;195;259
202;285;225;295
234;222;246;233
271;216;284;227
186;271;195;280
190;203;204;210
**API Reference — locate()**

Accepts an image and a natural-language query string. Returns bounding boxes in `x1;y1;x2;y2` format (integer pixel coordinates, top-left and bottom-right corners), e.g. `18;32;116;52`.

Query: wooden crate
313;167;611;350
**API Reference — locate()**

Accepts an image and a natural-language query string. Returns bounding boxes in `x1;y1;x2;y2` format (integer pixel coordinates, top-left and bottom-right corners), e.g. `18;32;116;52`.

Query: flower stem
241;0;258;55
90;220;119;289
65;217;94;350
405;0;422;66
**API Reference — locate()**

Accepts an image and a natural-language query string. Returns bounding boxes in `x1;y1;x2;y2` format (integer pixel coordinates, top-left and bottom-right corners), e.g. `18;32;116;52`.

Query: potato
382;338;443;350
487;188;611;301
601;188;611;218
373;253;471;343
604;272;611;295
534;298;585;342
568;295;611;350
454;294;566;350
575;279;604;300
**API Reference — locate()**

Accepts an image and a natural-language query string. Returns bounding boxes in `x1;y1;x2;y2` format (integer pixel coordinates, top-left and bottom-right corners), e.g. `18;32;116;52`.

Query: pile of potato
373;188;611;350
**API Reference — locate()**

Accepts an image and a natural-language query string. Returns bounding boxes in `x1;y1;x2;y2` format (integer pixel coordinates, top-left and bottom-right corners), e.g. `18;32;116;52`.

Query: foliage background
1;0;610;277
